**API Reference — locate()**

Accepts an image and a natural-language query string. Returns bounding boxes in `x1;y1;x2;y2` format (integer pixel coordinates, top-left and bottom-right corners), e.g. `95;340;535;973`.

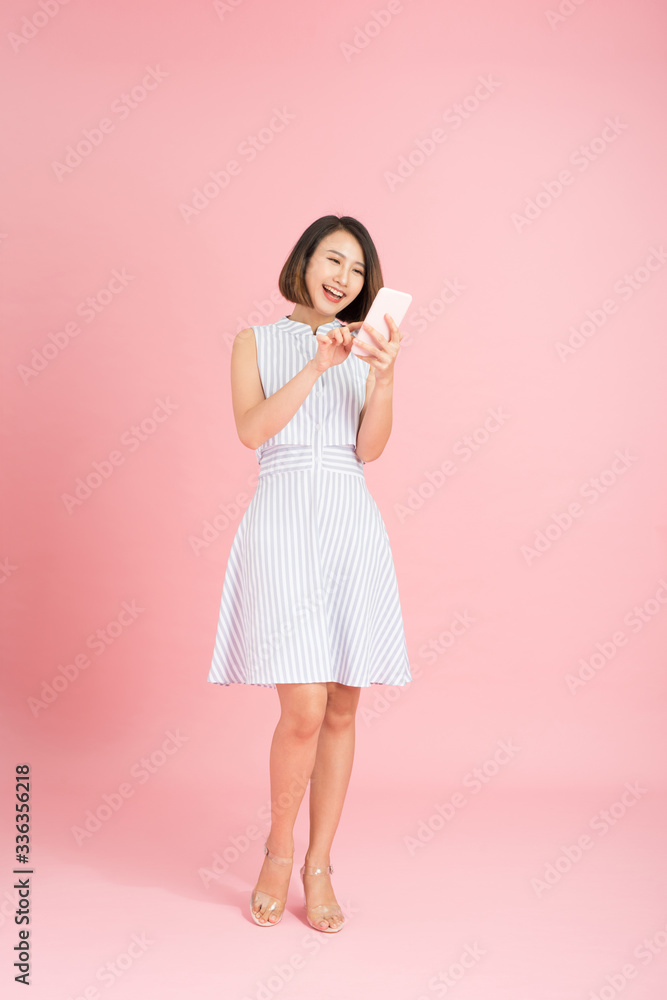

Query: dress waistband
258;443;365;478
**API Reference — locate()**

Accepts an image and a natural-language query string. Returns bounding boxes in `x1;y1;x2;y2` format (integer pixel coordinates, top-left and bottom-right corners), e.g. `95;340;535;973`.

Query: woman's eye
329;257;364;276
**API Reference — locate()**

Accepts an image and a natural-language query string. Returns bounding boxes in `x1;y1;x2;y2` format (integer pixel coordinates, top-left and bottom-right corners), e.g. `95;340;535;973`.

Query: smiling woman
207;213;411;933
278;215;382;325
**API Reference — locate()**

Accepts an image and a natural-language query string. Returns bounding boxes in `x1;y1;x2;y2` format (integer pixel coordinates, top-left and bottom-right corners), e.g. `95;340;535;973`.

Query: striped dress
207;315;412;689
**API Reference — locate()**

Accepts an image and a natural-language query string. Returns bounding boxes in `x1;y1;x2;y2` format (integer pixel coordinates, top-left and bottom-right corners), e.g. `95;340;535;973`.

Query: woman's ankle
304;848;332;868
266;833;295;858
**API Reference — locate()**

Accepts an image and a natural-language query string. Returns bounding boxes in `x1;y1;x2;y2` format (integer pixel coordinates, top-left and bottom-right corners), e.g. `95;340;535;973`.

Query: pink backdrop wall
3;1;667;997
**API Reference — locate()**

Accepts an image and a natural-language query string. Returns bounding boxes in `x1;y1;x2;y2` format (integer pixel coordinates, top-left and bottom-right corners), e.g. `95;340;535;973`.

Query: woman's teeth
323;284;343;300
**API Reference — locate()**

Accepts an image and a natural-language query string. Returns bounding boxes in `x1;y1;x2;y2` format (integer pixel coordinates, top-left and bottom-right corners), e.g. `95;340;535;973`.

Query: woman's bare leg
251;682;328;924
303;681;361;929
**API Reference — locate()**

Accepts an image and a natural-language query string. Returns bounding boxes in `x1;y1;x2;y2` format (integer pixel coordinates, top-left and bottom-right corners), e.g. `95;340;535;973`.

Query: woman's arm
355;369;394;463
231;328;321;450
354;314;403;463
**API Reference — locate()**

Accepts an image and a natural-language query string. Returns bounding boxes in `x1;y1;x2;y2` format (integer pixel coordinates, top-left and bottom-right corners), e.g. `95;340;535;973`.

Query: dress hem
207;677;413;689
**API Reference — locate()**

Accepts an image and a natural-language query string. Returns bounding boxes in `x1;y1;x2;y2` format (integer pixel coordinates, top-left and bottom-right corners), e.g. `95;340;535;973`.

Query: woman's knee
277;684;328;739
323;684;361;729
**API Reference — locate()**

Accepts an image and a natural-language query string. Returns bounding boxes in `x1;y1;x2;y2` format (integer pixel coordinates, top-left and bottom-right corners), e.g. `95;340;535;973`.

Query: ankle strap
301;863;334;876
264;842;293;866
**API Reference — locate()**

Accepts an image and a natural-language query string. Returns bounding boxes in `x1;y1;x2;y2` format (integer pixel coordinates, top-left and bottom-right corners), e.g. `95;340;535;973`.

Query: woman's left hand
348;313;403;384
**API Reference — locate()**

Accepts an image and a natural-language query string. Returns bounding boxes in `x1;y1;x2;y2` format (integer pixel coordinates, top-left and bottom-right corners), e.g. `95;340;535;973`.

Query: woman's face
304;231;366;313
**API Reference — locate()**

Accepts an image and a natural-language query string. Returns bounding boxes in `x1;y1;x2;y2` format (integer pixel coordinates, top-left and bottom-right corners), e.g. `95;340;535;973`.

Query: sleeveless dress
207;315;412;689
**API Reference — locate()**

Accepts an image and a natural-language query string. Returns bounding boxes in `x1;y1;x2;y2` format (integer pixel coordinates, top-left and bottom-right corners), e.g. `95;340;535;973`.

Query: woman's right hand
311;323;363;373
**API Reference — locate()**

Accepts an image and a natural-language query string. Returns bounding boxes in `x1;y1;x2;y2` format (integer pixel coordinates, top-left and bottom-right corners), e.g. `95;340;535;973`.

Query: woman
207;215;412;932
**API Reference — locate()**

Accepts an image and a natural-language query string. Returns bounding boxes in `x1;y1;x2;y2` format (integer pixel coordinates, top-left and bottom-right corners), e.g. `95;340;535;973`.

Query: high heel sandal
249;841;293;926
299;861;344;933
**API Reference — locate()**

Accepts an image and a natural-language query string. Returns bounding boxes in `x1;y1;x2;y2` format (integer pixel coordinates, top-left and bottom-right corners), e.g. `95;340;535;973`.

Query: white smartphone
350;286;412;356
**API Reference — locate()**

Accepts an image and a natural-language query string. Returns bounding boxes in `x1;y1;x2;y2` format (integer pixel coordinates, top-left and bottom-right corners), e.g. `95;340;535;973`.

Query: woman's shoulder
234;327;255;340
235;318;284;340
232;328;255;356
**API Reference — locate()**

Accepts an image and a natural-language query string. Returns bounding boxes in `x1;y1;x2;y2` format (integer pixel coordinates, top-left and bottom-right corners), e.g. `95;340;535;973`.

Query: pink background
3;0;667;997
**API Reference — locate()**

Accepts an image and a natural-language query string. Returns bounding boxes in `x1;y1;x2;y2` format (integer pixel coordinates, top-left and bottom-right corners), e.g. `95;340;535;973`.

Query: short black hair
278;215;383;323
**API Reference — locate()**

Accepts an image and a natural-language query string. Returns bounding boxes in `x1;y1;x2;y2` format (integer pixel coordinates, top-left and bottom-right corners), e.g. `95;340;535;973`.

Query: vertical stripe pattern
207;316;412;689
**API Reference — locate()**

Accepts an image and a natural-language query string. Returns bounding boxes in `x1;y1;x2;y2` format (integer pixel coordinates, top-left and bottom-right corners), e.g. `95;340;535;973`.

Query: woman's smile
322;283;345;303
